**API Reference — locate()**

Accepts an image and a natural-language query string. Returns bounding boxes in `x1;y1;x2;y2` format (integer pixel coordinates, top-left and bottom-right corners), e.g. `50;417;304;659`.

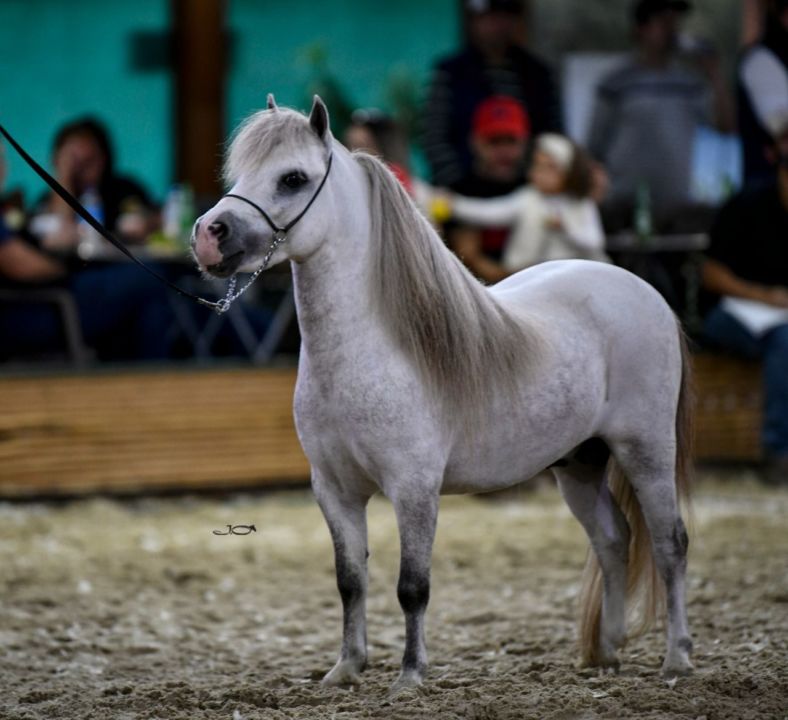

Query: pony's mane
355;153;542;424
224;108;316;184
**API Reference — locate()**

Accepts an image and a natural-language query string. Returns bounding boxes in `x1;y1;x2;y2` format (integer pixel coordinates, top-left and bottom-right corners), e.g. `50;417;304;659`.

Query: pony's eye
280;172;307;190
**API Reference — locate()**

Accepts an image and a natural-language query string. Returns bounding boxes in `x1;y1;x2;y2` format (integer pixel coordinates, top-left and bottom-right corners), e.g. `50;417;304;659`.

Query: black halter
223;153;333;241
199;152;333;312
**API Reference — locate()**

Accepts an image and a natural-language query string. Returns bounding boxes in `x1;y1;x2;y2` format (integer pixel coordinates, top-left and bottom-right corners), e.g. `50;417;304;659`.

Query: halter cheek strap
224;153;334;239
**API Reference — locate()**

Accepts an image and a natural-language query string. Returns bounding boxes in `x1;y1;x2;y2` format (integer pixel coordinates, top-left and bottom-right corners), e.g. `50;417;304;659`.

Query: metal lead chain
199;230;288;315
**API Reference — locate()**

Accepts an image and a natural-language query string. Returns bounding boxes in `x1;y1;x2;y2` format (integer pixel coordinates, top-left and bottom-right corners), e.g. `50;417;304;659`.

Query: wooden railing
0;353;762;497
692;353;762;462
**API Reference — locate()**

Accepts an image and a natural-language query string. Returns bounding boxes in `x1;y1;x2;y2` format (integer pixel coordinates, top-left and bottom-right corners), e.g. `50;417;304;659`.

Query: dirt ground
1;471;786;720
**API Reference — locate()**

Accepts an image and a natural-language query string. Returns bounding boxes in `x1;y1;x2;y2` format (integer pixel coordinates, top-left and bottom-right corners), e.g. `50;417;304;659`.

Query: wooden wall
0;367;309;497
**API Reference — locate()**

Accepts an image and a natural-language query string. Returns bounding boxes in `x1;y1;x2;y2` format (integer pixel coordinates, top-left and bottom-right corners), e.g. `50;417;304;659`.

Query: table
606;233;710;335
606;232;709;253
52;235;298;365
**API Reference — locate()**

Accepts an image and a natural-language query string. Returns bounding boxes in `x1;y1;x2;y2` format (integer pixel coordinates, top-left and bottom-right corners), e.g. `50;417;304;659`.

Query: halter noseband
206;152;334;313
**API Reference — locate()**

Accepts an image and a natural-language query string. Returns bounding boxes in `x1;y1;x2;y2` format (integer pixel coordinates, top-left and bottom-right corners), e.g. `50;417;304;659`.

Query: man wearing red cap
422;0;560;188
445;96;530;283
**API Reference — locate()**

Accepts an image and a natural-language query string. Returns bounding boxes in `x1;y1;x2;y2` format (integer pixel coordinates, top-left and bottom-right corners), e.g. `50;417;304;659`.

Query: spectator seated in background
587;0;734;233
442;95;530;283
30;117;157;251
446;133;609;272
701;118;788;483
0;126;175;363
343;108;431;209
422;0;561;188
738;0;788;188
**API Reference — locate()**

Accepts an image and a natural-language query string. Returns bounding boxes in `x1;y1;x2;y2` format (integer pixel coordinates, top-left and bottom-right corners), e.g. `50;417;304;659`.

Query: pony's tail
578;324;694;666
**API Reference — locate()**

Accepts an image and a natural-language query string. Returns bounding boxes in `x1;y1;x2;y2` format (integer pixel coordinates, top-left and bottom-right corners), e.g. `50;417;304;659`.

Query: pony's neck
290;150;382;359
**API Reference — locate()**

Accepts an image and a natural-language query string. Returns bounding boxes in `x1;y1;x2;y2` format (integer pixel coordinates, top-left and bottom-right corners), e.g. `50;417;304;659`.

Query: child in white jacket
448;134;609;271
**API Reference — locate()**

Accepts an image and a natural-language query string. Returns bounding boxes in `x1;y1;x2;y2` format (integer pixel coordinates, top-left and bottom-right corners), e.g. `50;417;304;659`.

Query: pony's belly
441;442;563;495
439;368;603;495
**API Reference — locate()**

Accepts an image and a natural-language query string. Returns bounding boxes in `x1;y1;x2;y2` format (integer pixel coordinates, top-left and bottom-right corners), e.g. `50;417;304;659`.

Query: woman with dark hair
34;116;157;252
344;109;415;191
0;121;175;362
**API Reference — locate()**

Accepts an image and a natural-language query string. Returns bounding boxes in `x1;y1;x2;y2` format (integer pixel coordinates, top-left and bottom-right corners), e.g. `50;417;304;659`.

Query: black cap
466;0;525;14
632;0;691;25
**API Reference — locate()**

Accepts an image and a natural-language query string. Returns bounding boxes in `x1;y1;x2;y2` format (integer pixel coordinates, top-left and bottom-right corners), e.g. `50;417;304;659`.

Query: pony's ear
266;93;278;111
308;95;331;146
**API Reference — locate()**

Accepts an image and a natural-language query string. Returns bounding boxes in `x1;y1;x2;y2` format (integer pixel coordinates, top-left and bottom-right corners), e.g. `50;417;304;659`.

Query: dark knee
335;552;364;606
397;565;430;614
338;570;363;606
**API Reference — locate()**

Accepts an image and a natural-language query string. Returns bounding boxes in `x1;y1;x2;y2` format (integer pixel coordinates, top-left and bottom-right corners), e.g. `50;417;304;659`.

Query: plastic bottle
178;184;196;248
162;185;183;242
77;187;105;259
633;181;653;249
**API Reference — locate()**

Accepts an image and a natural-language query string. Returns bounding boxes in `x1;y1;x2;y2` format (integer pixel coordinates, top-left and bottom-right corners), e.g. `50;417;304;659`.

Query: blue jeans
1;264;175;361
703;304;788;458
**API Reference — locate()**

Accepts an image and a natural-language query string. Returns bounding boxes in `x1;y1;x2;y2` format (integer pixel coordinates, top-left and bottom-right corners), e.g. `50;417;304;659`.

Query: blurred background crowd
1;0;787;472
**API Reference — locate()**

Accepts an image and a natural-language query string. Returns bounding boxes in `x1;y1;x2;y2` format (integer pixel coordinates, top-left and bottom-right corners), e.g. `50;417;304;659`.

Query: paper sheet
721;297;788;336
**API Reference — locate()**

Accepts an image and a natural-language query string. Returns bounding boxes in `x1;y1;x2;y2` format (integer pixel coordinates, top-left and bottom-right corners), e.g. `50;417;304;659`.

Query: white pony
192;96;694;693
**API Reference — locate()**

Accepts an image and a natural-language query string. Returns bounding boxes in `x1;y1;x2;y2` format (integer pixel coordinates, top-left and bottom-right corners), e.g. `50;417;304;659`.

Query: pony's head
192;94;333;277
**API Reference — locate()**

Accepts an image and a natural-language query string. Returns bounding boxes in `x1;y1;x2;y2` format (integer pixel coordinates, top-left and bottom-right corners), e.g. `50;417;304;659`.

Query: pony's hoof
662;639;694;678
598;659;620;675
596;648;621;674
661;658;694;679
388;670;424;696
321;660;365;687
578;646;621;673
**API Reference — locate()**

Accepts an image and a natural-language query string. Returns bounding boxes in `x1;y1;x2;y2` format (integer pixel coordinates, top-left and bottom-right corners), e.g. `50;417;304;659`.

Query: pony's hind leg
553;454;630;670
612;440;693;678
314;476;371;686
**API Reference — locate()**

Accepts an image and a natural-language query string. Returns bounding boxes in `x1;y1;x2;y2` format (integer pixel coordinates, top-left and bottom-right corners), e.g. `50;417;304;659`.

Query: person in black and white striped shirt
587;0;734;231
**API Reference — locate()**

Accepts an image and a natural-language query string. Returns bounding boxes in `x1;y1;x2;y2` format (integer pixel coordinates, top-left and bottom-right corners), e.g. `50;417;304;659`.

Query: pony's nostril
208;220;229;241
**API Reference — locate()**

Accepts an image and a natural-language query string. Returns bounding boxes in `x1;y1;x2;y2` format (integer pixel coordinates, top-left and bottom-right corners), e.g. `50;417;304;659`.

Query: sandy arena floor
0;472;786;720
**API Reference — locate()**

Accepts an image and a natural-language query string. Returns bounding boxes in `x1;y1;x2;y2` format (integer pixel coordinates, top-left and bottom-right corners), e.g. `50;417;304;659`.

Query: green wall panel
0;0;171;204
1;0;460;203
227;0;459;133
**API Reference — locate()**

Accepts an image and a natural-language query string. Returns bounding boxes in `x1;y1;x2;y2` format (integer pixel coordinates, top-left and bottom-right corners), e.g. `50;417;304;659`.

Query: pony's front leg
390;489;439;694
314;478;371;686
